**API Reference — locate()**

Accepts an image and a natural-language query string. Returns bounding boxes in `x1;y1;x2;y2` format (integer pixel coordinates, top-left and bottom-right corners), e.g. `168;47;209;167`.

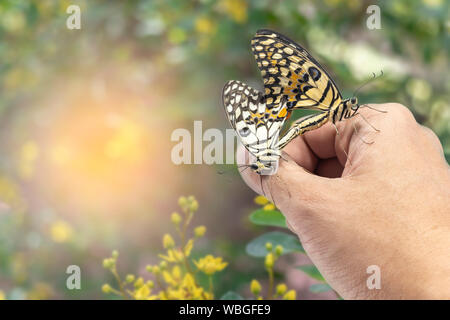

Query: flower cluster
102;196;227;300
250;241;296;300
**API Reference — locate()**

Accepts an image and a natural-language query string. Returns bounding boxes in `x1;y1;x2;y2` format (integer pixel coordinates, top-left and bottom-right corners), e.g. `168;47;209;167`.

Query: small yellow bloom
134;277;144;288
0;290;5;300
159;261;168;269
276;283;287;296
134;284;150;300
111;250;119;259
250;279;262;295
263;203;276;211
171;212;182;225
254;195;269;205
220;0;248;23
126;274;135;283
265;242;273;251
194;225;206;237
102;284;111;294
194;255;228;275
163;234;175;249
275;245;283;256
178;196;187;208
50;220;73;243
195;17;217;35
134;284;157;300
190;199;199;212
151;266;161;274
162;266;182;287
265;253;274;269
283;289;297;300
159;249;183;263
102;258;114;269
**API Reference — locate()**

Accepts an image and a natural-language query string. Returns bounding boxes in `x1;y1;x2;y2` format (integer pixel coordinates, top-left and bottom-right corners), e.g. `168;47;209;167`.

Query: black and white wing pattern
222;80;288;157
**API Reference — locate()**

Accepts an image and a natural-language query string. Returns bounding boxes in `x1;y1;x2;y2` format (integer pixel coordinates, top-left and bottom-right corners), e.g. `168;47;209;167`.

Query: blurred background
0;0;448;299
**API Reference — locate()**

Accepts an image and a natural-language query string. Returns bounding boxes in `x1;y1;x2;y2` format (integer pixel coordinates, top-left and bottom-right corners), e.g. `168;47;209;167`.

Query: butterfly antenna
353;70;383;97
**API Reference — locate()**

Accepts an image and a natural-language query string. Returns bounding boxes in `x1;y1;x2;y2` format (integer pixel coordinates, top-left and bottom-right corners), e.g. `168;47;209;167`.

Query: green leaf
249;209;287;228
297;265;325;282
220;291;244;300
309;283;332;293
246;231;304;257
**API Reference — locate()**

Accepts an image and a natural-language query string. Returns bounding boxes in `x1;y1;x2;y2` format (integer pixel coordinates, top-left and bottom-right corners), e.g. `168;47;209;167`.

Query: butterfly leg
276;112;329;150
332;123;352;166
354;112;380;133
352;121;374;145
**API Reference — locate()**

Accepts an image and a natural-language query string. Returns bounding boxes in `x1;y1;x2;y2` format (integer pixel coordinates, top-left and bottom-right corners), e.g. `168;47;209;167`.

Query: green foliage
220;291;244;300
296;265;325;282
309;283;333;293
246;231;304;257
249;209;287;228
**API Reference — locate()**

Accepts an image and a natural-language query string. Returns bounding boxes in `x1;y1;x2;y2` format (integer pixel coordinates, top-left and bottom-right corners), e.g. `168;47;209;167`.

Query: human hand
239;103;450;299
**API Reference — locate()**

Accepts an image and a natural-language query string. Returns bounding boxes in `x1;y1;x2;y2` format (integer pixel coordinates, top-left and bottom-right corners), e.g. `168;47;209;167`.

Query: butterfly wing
251;29;342;112
222;80;288;157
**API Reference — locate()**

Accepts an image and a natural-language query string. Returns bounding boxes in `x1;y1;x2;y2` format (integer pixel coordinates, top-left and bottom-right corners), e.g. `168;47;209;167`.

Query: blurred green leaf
220;291;244;300
297;265;325;282
246;231;304;257
309;283;332;293
249;209;287;228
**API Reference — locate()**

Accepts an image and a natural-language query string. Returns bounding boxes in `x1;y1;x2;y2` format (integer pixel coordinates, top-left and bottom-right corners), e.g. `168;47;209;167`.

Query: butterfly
223;29;383;174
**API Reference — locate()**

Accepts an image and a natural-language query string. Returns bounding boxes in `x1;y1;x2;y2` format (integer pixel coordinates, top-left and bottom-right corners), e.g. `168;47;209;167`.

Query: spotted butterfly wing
222;80;288;157
251;29;342;112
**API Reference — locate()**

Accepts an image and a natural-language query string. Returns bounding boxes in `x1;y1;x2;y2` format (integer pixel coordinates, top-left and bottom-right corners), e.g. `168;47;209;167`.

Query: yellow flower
194;225;206;237
126;274;135;283
159;249;184;263
102;284;111;294
250;280;261;295
0;290;5;300
276;283;287;296
194;255;228;275
283;289;297;300
163;266;182;287
195;17;217;35
254;195;269;205
171;212;182;225
166;273;204;300
134;277;144;288
263;203;276;211
50;220;73;243
265;253;274;269
134;284;158;300
220;0;248;23
265;242;272;251
163;234;175;249
275;245;283;256
103;258;114;269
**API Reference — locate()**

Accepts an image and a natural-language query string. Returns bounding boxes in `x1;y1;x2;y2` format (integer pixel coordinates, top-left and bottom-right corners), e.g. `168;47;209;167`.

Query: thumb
238;146;347;227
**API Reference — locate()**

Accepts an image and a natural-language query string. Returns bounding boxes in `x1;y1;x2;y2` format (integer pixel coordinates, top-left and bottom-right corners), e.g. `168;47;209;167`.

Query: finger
238;146;343;216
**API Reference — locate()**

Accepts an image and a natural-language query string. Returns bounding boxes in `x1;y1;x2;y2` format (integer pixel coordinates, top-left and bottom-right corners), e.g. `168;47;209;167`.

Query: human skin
239;103;450;299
